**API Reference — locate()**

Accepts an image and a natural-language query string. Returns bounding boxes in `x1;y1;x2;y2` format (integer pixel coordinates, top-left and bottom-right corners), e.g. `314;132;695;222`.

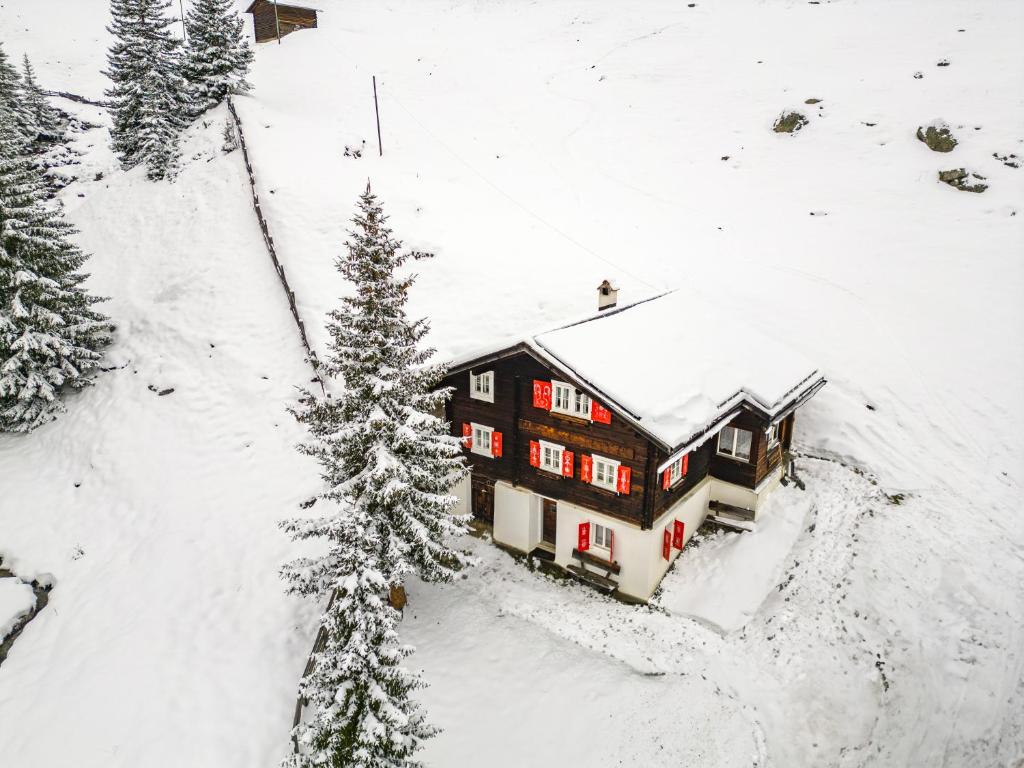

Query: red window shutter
578;521;590;552
532;380;552;410
562;451;574;478
492;431;503;458
581;455;593;483
462;423;472;449
616;465;631;495
662;528;671;560
672;519;685;549
662;468;671;490
529;440;541;467
682;453;689;476
590;400;612;424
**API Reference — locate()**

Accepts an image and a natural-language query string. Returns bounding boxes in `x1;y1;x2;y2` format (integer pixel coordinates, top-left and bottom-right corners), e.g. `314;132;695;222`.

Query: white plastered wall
644;478;712;599
492;481;540;553
709;465;784;519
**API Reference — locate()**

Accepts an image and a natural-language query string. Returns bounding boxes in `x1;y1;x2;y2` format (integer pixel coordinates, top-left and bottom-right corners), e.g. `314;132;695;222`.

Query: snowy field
1;1;1023;767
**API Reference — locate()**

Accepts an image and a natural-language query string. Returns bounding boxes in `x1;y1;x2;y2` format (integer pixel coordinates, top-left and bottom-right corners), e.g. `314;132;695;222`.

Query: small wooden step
566;564;618;593
529;546;556;563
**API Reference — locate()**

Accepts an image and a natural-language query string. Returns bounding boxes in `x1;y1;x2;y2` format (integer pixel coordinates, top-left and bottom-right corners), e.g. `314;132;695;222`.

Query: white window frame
470;370;494;403
551;380;574;415
539;439;564;474
470;422;494;458
766;423;779;449
717;425;753;462
667;456;685;486
590;454;620;492
551;379;592;419
592;522;613;551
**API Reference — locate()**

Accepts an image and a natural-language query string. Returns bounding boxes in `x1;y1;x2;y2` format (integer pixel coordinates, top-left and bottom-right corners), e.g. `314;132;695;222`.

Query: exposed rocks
938;168;988;193
993;152;1020;169
773;111;808;134
916;122;957;152
804;98;822;105
937;59;951;67
913;72;924;79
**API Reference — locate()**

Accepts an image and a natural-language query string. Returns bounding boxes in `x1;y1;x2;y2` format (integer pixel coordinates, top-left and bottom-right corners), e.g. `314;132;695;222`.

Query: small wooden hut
245;1;318;44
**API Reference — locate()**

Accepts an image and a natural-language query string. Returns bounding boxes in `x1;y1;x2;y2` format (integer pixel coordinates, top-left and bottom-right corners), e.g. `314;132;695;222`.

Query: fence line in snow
226;97;324;395
42;90;110;108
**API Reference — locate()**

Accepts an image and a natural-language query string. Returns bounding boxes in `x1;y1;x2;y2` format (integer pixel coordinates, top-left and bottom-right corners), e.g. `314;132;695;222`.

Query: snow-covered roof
449;290;826;452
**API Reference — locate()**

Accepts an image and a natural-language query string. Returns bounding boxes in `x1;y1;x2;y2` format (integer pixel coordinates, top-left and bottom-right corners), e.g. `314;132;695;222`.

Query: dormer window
470;371;494;403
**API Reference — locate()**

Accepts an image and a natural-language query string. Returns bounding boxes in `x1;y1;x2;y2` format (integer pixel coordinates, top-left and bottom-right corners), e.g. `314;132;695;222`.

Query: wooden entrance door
542;499;557;544
471;477;494;524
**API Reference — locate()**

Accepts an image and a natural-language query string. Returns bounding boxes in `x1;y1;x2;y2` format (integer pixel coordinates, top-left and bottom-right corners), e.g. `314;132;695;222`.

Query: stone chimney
597;280;618;311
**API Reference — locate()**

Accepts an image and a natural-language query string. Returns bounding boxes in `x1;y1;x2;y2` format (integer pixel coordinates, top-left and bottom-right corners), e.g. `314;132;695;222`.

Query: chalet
442;288;826;602
246;1;318;44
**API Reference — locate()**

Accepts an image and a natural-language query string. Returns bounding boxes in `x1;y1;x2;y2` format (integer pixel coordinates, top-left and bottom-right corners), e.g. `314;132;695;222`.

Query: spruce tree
0;110;112;432
0;44;36;143
21;55;62;142
183;0;254;115
280;187;469;765
296;185;470;591
280;503;437;768
104;0;188;180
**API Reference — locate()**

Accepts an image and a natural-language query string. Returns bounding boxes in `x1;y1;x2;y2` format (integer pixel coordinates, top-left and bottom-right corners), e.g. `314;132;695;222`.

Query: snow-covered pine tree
280;502;437;768
299;184;470;591
104;0;188;180
183;0;254;115
0;44;37;143
21;55;62;143
0;107;112;432
278;186;468;764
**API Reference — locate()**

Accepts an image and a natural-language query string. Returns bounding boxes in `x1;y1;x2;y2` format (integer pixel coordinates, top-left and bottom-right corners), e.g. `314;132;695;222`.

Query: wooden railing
226;97;325;395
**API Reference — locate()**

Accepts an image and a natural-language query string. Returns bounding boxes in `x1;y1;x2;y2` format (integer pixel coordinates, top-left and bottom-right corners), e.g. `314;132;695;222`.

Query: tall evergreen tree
0;44;36;142
295;185;471;591
183;0;254;115
280;501;437;768
21;55;62;142
280;187;469;765
104;0;188;180
0;110;112;432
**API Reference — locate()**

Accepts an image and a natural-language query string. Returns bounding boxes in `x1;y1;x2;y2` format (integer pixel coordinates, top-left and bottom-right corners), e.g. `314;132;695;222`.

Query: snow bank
654;486;813;633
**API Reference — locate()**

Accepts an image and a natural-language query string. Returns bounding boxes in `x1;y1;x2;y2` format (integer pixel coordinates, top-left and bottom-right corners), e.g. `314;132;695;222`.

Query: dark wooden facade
246;0;318;43
443;349;795;530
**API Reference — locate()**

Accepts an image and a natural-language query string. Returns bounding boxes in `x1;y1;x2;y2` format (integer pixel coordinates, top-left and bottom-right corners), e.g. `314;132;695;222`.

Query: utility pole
179;0;187;41
373;76;382;157
274;0;282;44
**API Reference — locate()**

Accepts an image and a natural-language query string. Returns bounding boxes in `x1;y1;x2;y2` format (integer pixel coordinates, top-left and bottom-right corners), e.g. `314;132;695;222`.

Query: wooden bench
708;499;755;521
568;548;620;594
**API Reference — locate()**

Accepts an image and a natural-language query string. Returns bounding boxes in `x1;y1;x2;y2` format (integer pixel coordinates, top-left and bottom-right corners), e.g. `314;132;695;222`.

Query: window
470;371;494;403
471;423;493;457
766;423;779;449
592;523;613;550
591;454;620;491
573;390;591;418
552;380;591;418
552;381;573;413
540;440;564;473
718;426;753;461
668;456;684;485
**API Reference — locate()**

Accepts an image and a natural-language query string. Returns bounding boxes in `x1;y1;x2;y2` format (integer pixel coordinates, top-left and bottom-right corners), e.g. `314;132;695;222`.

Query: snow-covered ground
1;1;1022;766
